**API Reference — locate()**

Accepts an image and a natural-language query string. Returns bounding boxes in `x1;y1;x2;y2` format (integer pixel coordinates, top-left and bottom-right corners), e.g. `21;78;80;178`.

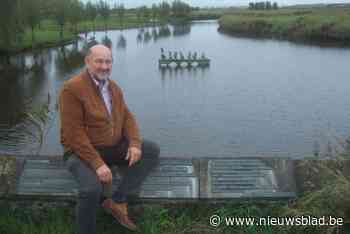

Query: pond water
1;20;350;158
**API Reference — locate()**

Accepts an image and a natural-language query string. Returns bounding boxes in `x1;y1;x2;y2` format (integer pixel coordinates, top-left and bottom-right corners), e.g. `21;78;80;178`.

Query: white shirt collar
87;70;109;90
92;77;109;90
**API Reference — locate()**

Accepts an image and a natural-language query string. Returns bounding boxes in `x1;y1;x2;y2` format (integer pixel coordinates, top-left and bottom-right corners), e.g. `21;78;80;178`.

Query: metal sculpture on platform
159;48;210;68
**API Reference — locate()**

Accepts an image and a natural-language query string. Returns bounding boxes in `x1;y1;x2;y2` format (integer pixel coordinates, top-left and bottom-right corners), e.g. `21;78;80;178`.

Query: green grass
0;202;280;234
77;15;155;32
0;30;77;53
0;204;73;234
22;30;76;48
0;15;159;53
218;8;350;44
0;201;347;234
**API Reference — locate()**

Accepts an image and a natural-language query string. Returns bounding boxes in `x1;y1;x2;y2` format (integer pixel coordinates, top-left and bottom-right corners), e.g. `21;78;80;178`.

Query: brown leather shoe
102;198;137;231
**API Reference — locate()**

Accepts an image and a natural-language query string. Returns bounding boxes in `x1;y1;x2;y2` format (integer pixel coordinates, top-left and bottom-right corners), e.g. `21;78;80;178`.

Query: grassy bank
189;9;227;20
0;15;160;54
1;30;77;54
218;8;350;45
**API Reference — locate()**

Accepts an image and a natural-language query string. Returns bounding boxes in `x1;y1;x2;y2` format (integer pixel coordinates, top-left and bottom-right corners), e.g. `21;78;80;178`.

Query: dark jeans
65;139;160;234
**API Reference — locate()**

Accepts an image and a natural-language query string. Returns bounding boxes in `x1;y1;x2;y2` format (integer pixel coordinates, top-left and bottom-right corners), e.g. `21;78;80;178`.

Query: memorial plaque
203;158;296;199
12;157;295;201
113;159;199;199
17;159;77;196
16;158;200;200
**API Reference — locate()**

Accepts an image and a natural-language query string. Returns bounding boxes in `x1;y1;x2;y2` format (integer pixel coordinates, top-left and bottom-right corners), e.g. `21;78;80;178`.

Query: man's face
85;47;113;80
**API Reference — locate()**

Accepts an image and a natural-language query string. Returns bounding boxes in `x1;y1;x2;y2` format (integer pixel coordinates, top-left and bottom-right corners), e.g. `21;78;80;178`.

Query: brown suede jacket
59;70;142;170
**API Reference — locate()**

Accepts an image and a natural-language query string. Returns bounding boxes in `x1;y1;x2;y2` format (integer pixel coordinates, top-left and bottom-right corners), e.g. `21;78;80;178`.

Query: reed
218;8;350;45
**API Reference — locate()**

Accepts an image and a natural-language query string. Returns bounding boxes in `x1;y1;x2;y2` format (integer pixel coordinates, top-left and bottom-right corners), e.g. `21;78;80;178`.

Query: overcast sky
100;0;350;8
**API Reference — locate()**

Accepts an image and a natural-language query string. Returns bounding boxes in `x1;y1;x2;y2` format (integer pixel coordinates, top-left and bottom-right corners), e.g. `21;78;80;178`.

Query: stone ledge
0;155;297;201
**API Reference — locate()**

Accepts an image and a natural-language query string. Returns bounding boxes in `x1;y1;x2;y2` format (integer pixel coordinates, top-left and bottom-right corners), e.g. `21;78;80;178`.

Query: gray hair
84;44;113;60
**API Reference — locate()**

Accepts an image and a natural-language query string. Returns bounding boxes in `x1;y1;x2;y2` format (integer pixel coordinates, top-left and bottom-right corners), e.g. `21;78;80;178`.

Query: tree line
248;1;279;10
0;0;193;51
129;1;191;23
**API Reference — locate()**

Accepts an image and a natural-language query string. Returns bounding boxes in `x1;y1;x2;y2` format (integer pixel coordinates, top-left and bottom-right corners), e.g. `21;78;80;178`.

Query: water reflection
55;42;85;76
136;24;187;44
143;30;152;43
136;29;143;44
0;50;47;74
172;23;191;37
117;34;127;49
82;37;98;53
143;30;152;44
158;25;171;39
159;66;209;81
0;51;49;125
151;28;158;42
102;33;112;49
0;74;53;154
151;25;172;42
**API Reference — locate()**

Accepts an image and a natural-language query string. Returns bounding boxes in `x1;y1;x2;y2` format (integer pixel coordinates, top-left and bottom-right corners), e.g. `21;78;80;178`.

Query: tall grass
218;8;350;44
0;200;348;234
0;203;74;234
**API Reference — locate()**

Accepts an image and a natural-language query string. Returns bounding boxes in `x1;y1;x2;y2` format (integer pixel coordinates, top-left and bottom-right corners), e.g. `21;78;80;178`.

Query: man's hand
96;164;112;183
125;146;142;167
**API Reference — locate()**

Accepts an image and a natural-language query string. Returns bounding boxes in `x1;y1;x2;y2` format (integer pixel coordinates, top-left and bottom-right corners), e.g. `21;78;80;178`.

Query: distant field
189;9;230;20
218;8;350;44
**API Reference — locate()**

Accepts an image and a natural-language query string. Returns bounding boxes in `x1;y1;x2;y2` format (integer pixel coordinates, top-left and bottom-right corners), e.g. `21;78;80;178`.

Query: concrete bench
0;155;297;202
